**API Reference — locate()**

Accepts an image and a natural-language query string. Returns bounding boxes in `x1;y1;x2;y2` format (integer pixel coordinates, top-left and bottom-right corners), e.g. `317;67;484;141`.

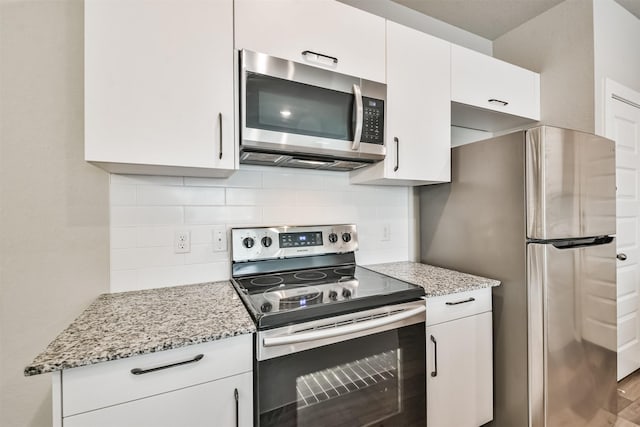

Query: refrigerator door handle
549;235;614;250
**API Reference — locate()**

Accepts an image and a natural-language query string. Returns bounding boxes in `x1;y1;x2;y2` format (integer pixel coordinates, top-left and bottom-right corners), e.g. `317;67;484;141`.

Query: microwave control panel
361;97;384;145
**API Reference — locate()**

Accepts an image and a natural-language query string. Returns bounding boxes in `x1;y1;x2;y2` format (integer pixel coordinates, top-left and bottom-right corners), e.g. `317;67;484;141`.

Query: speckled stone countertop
363;262;500;297
24;282;255;376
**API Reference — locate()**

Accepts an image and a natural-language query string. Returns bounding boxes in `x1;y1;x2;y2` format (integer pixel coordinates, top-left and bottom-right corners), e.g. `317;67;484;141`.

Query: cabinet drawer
451;44;540;121
64;372;253;427
426;288;492;326
62;333;252;417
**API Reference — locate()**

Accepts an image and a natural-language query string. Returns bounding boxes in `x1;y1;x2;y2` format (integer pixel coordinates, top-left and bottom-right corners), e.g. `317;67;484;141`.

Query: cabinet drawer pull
445;297;476;306
488;98;509;107
430;335;438;377
218;112;223;160
393;137;399;172
234;388;239;427
130;354;204;375
618;253;628;261
301;50;338;64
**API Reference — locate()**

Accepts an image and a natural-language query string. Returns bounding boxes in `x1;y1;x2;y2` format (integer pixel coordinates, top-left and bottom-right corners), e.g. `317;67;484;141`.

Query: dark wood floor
618;369;640;426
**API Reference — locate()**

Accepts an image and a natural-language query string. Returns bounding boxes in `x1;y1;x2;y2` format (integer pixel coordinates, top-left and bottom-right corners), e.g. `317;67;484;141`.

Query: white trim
605;78;640;139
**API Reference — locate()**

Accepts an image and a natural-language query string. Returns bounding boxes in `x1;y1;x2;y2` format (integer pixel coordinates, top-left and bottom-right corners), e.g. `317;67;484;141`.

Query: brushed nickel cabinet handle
430;335;438;377
488;98;509;106
618;253;628;261
234;388;239;427
301;50;338;64
218;112;223;160
130;354;204;375
445;297;476;306
393;137;399;172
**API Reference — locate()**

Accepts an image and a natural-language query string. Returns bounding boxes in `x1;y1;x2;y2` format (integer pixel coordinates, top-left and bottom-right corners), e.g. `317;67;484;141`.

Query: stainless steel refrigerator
420;126;618;426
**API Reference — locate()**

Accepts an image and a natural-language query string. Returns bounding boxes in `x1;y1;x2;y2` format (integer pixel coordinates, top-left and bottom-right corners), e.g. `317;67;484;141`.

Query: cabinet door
351;21;450;186
85;0;236;173
451;44;540;121
235;0;385;83
426;312;493;427
385;21;450;183
63;372;252;427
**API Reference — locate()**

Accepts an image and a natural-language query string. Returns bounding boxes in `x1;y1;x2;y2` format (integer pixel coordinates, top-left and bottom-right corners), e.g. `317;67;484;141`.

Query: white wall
593;0;640;136
339;0;492;55
110;166;413;292
493;0;595;133
0;1;111;426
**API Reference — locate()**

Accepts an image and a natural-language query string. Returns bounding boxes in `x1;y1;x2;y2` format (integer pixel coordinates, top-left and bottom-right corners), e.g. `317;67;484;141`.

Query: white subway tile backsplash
109;165;414;292
226;188;291;206
111;206;184;226
262;170;331;190
136;226;176;247
111;247;185;271
184;244;229;265
111;174;184;186
110;269;139;293
110;184;137;206
111;227;138;249
184;206;261;225
135;262;230;290
184;169;262;188
137;186;225;206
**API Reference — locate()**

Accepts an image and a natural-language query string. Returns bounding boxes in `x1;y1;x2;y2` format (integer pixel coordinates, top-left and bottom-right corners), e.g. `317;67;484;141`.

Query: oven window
257;323;425;427
246;72;354;141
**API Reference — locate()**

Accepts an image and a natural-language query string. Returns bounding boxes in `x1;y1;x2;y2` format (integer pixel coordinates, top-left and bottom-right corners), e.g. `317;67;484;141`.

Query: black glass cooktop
232;265;425;330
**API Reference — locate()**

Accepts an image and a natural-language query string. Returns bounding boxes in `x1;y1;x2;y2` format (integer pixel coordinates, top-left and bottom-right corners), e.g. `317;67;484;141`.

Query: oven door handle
262;306;425;347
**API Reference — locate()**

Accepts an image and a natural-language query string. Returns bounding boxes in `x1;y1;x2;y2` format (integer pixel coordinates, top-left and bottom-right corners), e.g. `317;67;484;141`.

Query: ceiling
392;0;640;40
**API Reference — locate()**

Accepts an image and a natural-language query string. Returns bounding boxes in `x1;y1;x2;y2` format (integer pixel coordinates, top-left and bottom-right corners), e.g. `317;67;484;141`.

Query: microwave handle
352;84;363;151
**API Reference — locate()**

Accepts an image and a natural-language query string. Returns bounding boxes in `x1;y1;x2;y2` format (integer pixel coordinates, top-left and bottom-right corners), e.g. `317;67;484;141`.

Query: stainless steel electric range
230;225;426;427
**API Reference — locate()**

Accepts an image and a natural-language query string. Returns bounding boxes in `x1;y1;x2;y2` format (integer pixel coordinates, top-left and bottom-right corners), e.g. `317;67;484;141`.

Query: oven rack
295;350;399;409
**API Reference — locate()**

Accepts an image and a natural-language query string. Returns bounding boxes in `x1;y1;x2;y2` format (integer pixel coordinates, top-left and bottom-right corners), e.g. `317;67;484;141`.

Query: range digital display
280;231;323;248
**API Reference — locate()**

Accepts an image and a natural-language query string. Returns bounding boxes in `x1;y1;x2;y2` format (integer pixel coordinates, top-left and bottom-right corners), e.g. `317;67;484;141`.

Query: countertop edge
23;328;256;377
362;261;501;298
23;281;256;377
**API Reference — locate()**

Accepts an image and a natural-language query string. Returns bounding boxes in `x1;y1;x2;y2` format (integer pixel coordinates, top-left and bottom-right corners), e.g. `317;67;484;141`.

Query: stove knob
260;302;272;313
261;236;273;248
341;233;352;243
328;290;338;301
342;288;352;299
243;237;255;249
328;233;338;243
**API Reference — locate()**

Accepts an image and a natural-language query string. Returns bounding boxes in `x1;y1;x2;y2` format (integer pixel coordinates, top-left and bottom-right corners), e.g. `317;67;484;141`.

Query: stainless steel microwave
239;50;386;171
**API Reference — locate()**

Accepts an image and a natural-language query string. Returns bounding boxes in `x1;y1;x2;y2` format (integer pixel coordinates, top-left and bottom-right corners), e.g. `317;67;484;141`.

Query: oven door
240;50;386;163
255;301;426;427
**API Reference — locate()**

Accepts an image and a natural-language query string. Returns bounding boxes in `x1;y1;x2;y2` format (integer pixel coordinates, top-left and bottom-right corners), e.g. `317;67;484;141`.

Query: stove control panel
231;224;358;262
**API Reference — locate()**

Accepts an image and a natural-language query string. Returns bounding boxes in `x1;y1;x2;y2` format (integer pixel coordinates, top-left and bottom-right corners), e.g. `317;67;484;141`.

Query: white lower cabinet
64;372;252;427
426;289;493;427
55;334;253;427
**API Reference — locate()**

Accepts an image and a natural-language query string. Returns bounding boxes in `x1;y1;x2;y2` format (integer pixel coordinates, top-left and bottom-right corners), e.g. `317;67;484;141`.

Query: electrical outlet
382;223;391;241
212;226;227;252
174;230;191;253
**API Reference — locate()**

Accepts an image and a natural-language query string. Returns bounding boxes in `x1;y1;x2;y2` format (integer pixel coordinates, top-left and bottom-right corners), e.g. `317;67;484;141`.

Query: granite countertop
363;261;500;297
24;282;255;376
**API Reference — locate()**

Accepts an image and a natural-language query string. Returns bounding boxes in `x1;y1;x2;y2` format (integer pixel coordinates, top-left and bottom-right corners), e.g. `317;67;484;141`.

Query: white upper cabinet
351;21;451;186
451;44;540;132
234;0;386;83
85;0;237;177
